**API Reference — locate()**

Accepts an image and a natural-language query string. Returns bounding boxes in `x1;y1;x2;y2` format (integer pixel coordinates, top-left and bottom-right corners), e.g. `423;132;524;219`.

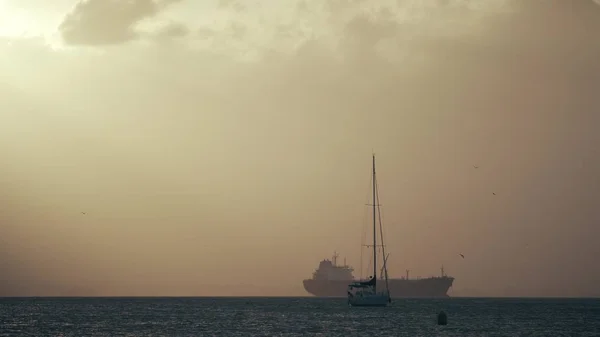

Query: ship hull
303;277;454;298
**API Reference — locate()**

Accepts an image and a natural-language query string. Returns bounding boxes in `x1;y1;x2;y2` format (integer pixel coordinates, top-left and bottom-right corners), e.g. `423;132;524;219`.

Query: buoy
437;311;448;325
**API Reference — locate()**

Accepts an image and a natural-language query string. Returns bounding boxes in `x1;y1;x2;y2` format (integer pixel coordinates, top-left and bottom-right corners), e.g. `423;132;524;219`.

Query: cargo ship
303;252;454;298
304;154;454;298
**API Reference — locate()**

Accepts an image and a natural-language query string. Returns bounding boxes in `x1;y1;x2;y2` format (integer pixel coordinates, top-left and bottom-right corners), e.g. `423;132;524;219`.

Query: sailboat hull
304;277;454;298
348;293;390;307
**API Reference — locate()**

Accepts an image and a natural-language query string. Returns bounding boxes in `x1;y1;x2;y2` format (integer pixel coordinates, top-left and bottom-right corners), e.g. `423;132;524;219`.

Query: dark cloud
59;0;184;46
154;21;190;39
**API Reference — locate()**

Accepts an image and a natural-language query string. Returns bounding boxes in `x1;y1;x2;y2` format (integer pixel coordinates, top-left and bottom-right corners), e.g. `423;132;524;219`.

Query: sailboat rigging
347;154;391;307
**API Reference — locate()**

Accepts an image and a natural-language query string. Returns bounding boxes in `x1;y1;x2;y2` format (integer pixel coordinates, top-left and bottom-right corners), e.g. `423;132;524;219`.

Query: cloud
152;21;190;41
157;0;600;293
218;0;245;12
58;0;184;46
3;0;600;296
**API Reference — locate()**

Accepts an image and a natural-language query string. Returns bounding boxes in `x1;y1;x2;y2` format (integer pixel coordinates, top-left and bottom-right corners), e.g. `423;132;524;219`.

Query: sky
1;0;600;297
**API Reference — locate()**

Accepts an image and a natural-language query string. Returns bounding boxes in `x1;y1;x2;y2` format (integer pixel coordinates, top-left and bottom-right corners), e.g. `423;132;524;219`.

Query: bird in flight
459;254;465;259
492;192;496;195
81;212;86;215
473;165;479;169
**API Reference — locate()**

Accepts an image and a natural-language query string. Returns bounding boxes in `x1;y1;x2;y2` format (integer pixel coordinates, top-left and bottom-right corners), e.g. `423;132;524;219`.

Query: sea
1;297;599;336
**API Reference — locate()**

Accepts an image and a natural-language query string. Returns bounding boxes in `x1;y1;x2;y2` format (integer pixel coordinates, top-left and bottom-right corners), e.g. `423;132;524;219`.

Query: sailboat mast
372;154;377;285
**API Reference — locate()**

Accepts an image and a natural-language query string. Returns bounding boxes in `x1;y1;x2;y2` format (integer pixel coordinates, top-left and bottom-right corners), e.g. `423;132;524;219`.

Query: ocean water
1;297;599;336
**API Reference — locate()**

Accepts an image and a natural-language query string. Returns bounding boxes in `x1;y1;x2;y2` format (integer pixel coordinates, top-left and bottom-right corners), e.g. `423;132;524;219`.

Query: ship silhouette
303;252;454;298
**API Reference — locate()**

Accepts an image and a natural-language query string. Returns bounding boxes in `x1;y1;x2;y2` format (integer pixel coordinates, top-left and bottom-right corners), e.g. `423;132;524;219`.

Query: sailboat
347;154;391;307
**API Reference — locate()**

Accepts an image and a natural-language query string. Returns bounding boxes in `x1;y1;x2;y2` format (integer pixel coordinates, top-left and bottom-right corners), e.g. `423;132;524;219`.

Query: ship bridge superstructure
311;252;354;281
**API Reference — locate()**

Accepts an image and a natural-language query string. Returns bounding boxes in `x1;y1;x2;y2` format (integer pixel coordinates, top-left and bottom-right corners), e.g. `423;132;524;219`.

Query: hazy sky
1;0;599;297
